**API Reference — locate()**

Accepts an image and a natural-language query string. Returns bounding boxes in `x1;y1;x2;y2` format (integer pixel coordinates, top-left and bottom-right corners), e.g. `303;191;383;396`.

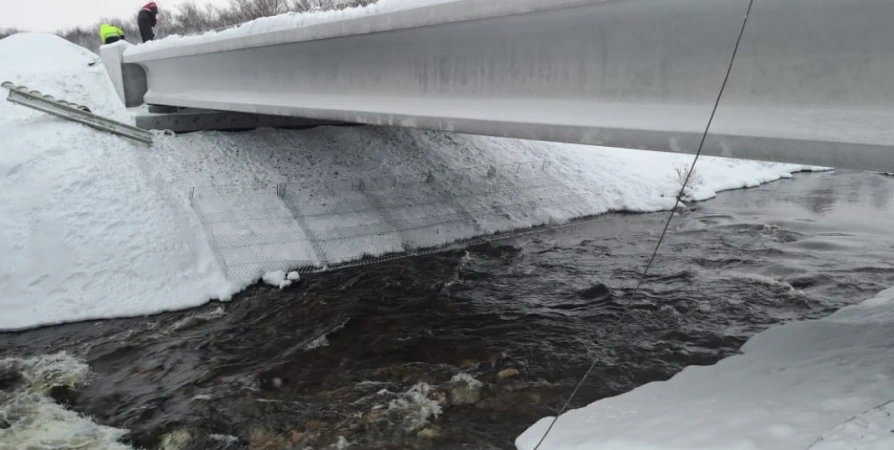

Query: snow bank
0;33;817;331
0;34;229;331
517;286;894;450
126;0;460;57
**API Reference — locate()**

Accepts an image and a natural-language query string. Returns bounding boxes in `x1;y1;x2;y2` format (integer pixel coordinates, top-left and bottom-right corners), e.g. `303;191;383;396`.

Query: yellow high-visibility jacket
99;24;125;44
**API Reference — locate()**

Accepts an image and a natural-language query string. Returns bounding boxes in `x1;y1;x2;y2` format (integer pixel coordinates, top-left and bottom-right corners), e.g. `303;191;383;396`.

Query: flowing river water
1;169;893;450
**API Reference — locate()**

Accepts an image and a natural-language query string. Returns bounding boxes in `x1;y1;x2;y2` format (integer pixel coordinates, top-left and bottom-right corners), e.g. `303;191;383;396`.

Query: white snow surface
0;33;819;331
126;0;461;56
1;33;230;331
261;270;293;289
516;286;894;450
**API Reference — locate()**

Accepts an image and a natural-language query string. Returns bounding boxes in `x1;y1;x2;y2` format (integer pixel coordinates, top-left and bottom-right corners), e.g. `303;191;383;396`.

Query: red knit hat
142;2;158;11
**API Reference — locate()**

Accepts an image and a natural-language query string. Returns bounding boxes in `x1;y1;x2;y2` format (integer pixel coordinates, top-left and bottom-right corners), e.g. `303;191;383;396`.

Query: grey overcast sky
2;0;230;32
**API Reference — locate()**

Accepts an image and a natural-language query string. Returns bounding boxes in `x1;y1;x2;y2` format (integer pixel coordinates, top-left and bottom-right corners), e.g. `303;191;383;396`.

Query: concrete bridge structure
102;0;894;172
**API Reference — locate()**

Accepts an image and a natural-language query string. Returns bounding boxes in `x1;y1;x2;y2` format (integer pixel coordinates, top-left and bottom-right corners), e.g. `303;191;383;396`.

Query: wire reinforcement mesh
190;160;589;283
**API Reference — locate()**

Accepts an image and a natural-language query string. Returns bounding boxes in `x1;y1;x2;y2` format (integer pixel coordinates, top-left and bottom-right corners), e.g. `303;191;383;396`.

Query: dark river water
2;169;893;450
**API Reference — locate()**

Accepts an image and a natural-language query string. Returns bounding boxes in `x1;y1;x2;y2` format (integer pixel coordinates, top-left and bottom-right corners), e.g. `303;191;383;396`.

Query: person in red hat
138;2;159;42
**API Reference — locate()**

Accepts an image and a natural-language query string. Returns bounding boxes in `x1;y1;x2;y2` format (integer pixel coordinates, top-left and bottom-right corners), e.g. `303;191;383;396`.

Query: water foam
0;352;132;450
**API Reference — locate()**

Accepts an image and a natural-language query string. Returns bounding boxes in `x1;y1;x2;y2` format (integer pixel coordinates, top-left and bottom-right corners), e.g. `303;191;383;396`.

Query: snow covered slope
516;286;894;450
0;33;818;331
0;34;229;331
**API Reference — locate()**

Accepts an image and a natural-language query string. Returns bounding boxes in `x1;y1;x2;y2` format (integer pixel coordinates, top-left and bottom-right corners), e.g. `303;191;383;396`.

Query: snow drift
0;33;818;331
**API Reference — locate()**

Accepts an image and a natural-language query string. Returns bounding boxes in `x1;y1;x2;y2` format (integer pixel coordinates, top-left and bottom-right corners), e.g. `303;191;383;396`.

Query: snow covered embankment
0;33;818;331
517;286;894;450
0;33;229;332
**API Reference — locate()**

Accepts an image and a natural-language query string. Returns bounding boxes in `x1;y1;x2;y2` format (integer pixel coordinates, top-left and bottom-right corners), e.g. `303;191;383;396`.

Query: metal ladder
2;81;153;145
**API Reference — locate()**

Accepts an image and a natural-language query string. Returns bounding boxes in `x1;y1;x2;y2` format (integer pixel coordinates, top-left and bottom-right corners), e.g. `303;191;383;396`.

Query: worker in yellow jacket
99;24;125;45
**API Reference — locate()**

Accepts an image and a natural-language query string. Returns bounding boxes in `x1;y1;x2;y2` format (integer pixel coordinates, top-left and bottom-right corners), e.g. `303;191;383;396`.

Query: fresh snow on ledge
0;33;823;331
126;0;461;57
516;286;894;450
